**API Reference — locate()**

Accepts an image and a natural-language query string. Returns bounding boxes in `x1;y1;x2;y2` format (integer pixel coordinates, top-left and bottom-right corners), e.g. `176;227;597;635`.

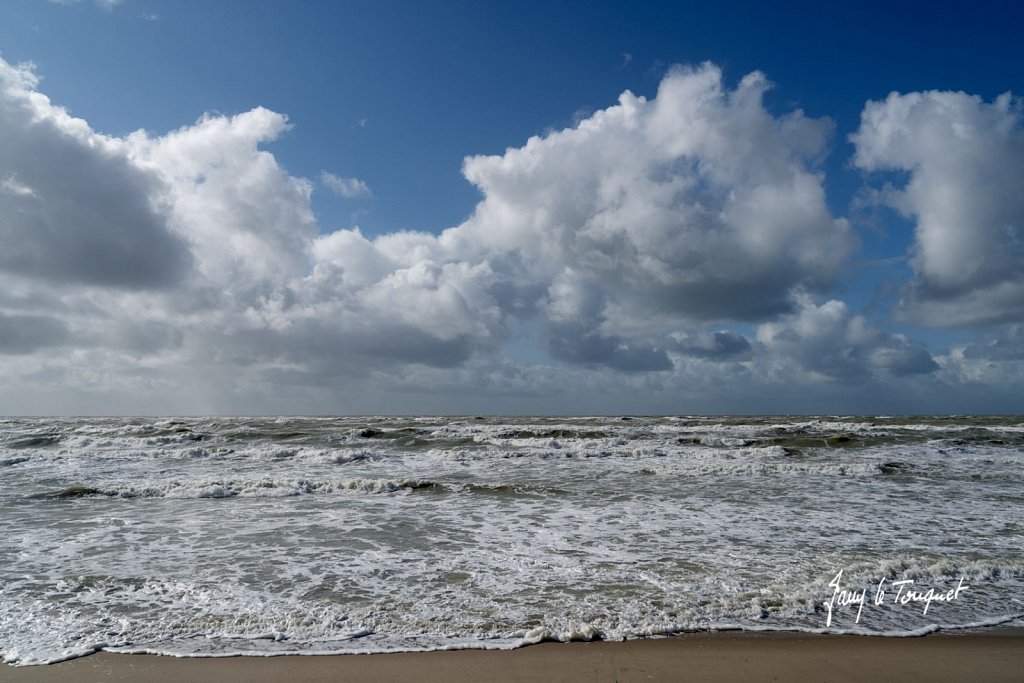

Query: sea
1;415;1022;666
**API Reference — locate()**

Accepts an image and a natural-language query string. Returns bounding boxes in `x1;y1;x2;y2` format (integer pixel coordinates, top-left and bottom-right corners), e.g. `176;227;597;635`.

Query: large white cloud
0;55;1005;413
126;108;318;289
289;63;855;375
452;65;851;327
852;89;1024;327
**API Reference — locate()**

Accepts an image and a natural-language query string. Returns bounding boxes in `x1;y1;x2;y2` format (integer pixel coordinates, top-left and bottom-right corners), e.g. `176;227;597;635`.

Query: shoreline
3;631;1022;683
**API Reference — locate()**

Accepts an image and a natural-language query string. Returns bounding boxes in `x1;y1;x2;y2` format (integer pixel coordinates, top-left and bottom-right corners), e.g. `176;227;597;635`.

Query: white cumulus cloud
756;296;939;381
320;171;373;199
127;107;317;288
0;55;1013;413
441;63;852;368
852;89;1024;327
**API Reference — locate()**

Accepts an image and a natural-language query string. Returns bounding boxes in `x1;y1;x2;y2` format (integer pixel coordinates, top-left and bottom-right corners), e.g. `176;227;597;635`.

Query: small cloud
357;118;368;128
142;13;159;21
48;0;124;8
647;59;666;79
570;107;594;126
320;171;372;199
1;174;37;198
621;52;633;68
671;330;752;361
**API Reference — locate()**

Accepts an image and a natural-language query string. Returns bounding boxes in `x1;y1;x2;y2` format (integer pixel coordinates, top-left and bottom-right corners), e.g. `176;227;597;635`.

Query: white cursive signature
823;569;969;627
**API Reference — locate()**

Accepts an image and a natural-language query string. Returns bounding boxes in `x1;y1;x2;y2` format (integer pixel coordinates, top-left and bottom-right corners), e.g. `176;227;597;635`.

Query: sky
0;0;1022;415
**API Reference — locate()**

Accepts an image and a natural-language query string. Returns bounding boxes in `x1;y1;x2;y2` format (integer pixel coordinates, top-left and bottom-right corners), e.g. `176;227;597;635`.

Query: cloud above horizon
320;171;373;199
852;89;1024;328
0;59;191;289
47;0;123;9
0;55;1020;414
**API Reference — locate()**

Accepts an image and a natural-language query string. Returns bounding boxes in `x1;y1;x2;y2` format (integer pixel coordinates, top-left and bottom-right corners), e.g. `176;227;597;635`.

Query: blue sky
0;0;1022;414
7;1;1021;238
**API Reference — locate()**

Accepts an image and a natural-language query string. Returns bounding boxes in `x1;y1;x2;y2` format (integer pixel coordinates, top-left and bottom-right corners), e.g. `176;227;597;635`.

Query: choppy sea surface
1;415;1023;665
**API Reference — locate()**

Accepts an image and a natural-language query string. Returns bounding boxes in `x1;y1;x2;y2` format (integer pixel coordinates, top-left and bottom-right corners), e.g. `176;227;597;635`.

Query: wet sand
3;632;1022;683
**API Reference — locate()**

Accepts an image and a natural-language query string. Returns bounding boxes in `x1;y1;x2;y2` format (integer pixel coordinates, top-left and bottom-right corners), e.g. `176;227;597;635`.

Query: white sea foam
2;415;1022;666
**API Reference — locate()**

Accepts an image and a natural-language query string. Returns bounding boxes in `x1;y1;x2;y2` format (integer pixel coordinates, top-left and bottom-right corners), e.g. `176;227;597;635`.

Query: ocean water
1;415;1022;666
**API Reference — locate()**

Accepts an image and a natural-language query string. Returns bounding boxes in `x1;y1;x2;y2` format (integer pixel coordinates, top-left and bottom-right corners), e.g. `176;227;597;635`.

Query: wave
8;611;1022;666
29;477;566;500
31;478;441;499
638;462;888;477
3;434;64;449
834;557;1024;584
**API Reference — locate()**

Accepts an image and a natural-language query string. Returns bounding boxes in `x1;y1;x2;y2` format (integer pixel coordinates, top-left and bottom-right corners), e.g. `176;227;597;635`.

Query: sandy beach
3;632;1022;683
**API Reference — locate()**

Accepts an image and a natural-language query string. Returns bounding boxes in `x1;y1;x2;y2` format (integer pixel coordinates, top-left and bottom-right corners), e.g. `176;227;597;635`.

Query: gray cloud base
0;60;191;289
